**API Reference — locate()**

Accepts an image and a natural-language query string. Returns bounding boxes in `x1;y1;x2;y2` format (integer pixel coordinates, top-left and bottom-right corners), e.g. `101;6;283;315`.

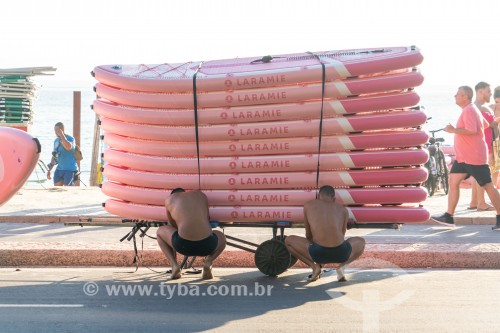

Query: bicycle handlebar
428;134;445;145
429;128;445;134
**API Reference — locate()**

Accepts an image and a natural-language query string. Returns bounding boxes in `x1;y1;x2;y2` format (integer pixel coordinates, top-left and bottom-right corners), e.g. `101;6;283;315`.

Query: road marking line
457;232;479;237
0;304;84;308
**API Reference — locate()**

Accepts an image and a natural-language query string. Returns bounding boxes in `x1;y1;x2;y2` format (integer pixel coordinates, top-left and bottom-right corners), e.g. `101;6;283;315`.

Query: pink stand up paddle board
98;109;427;142
92;91;420;126
101;164;428;190
0;127;41;206
102;129;429;157
101;182;428;206
92;46;423;93
94;70;424;109
103;199;431;224
102;148;429;174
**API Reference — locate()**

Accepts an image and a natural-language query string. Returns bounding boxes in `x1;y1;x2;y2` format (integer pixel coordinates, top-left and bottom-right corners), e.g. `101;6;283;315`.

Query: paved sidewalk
0;186;498;268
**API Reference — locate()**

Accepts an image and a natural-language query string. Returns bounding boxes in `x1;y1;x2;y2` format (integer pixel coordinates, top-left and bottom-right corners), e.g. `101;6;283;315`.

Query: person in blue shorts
46;122;79;186
285;185;365;282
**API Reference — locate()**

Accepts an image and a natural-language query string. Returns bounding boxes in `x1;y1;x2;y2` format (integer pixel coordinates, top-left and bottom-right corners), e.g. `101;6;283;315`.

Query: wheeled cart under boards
67;218;400;277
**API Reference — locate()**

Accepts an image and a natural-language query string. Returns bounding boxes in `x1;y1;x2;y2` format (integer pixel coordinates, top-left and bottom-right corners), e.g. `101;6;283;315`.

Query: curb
2;247;499;269
426;217;496;225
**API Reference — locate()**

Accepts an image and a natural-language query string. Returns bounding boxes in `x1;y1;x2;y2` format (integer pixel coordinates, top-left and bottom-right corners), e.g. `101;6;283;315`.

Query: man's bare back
157;189;226;280
304;199;348;247
166;190;212;241
285;185;365;282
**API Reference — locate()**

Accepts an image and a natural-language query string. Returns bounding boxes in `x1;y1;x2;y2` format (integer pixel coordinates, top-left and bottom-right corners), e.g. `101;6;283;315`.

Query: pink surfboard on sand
94;70;424;109
102;148;429;174
101;182;428;206
0;127;41;206
92;46;423;93
92;91;420;126
103;198;431;223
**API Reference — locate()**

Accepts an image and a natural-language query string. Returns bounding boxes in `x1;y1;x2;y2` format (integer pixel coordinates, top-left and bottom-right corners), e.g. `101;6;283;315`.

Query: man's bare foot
170;266;181;280
477;204;495;211
336;266;346;282
308;264;321;282
202;257;215;280
202;265;213;280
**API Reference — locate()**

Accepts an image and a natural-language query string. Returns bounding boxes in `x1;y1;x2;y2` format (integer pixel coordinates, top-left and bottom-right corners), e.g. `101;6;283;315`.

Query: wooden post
89;114;101;186
73;91;81;186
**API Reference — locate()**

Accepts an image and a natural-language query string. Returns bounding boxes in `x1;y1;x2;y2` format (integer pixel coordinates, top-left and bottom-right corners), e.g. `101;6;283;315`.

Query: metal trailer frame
68;218;400;276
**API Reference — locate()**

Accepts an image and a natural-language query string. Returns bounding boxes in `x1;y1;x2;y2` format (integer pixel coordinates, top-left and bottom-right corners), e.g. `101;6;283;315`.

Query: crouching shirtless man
157;188;226;280
285;185;365;282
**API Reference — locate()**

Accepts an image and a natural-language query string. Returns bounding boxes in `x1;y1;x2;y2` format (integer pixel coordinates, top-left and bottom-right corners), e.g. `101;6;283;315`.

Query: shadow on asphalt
0;267;426;332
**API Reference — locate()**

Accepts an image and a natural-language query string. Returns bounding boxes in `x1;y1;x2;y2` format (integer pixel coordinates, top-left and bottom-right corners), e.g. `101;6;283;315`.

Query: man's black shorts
450;161;492;186
171;231;218;257
308;240;352;264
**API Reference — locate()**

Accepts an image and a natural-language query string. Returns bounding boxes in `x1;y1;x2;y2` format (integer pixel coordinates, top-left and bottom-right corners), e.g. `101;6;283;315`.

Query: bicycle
423;128;449;196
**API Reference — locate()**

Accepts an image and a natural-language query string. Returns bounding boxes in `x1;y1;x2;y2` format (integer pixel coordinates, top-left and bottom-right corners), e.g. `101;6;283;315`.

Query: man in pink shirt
432;85;500;231
468;82;498;211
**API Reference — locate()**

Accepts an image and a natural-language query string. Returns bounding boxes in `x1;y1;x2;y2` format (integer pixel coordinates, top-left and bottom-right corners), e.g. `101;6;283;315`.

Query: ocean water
419;86;461;144
27;84;97;185
25;82;459;186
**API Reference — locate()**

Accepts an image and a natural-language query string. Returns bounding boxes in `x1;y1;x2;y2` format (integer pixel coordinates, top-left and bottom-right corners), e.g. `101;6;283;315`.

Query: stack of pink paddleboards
92;46;430;224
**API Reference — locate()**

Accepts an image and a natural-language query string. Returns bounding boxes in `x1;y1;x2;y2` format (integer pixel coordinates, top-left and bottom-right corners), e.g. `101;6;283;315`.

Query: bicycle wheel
436;150;449;194
427;173;436;196
424;159;436;196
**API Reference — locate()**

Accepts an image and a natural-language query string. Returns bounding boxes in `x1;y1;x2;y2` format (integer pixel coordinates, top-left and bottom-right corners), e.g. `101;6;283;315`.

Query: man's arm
167;210;178;229
342;208;348;236
444;123;477;135
303;205;313;241
46;155;58;180
481;107;498;129
201;192;211;221
55;128;73;151
446;106;485;135
165;202;178;228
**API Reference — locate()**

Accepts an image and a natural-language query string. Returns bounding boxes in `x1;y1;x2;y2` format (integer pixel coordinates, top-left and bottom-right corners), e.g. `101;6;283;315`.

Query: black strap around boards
306;51;326;197
192;62;204;189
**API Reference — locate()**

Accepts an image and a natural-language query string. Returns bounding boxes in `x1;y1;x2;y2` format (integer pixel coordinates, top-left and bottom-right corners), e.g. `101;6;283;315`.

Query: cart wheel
254;239;293;276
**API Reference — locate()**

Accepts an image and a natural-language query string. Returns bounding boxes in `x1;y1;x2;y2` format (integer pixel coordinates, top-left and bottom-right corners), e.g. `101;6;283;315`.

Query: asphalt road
0;267;499;333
